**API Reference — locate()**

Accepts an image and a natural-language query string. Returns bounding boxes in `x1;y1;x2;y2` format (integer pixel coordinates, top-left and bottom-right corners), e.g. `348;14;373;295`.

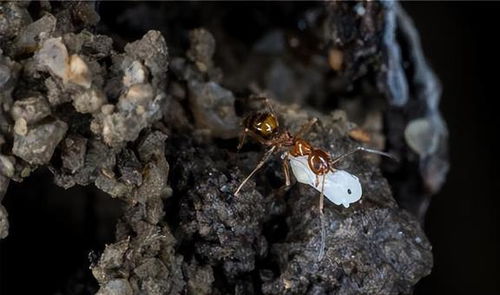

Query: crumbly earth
0;2;444;294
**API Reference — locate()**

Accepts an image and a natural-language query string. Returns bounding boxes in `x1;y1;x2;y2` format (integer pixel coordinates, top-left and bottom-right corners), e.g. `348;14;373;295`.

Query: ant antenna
234;145;277;196
294;117;318;139
248;95;277;116
237;129;248;151
330;146;398;166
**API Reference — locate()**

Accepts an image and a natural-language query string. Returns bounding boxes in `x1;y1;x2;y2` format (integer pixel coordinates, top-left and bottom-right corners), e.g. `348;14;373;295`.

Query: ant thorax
290;138;312;157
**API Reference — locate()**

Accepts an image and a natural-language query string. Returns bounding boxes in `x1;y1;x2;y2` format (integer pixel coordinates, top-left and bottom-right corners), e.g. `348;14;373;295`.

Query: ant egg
288;156;362;208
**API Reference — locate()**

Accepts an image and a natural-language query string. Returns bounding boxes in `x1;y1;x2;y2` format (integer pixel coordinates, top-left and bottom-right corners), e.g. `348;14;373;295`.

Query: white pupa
288;155;362;208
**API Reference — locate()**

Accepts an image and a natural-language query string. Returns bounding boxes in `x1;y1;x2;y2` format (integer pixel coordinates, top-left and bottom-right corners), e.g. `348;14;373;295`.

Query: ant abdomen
308;149;330;175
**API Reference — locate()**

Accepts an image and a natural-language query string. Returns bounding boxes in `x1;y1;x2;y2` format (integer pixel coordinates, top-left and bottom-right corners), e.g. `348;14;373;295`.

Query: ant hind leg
317;174;326;261
294;117;319;139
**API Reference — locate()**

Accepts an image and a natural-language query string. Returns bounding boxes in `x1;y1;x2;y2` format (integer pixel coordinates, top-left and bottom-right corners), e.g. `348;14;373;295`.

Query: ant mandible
234;97;395;259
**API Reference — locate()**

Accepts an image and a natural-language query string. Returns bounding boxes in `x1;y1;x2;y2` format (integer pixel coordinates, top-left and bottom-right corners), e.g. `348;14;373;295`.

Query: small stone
11;95;51;124
45;77;72;106
96;279;133;295
188;81;239;139
0;155;15;178
0;203;8;239
67;54;92;88
101;104;115;115
124;30;169;89
72;2;101;27
328;48;344;71
61;135;87;173
348;127;371;143
118;83;154;112
96;239;129;272
117;149;142;186
0;64;11;88
185;262;214;295
12;120;68;165
73;87;106;114
187;28;216;67
137;131;167;162
36;37;69;81
101;113;140;146
0;3;32;44
134;161;169;202
123;60;148;87
95;173;131;198
13;118;28;136
52;171;76;189
99;82;161;147
14;14;56;53
404;117;440;157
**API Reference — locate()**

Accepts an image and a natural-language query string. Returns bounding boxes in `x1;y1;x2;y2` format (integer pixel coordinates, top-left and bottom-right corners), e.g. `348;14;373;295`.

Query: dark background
403;2;499;294
1;2;499;294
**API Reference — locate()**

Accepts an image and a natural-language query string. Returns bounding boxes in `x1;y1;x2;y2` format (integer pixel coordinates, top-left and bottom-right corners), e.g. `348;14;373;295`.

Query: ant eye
347;188;352;195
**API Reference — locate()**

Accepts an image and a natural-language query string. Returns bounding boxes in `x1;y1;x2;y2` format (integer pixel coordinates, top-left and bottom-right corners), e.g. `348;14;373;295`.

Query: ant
234;97;395;259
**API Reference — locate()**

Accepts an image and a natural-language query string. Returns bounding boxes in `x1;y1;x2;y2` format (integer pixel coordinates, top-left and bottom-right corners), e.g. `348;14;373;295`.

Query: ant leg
248;95;277;117
330;146;398;166
234;145;277;196
282;153;291;186
317;174;326;261
244;129;276;146
319;175;325;213
294;117;318;139
237;129;249;151
262;97;276;117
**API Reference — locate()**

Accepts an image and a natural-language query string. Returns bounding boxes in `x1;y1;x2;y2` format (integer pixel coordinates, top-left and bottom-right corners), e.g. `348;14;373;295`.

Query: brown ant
235;98;317;194
235;98;395;259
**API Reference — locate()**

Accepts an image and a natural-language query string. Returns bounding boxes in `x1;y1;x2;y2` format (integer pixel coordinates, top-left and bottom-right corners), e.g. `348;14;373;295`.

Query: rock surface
0;2;445;294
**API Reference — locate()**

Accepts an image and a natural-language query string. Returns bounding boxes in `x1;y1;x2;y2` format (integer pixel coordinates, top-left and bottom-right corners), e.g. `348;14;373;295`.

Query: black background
1;2;499;294
404;3;499;294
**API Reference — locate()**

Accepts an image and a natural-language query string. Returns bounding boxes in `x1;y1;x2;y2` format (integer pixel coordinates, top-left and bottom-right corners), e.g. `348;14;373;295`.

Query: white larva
288;155;362;208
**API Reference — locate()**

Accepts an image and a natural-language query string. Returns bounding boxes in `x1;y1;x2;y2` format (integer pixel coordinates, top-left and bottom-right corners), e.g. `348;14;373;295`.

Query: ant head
290;138;313;157
247;112;280;138
308;149;330;175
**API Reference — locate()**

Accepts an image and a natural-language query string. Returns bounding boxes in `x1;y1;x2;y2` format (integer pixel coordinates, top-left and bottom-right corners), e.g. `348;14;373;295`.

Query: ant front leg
262;97;277;117
234;145;277;196
246;94;279;120
237;128;249;151
250;95;277;117
238;128;275;150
